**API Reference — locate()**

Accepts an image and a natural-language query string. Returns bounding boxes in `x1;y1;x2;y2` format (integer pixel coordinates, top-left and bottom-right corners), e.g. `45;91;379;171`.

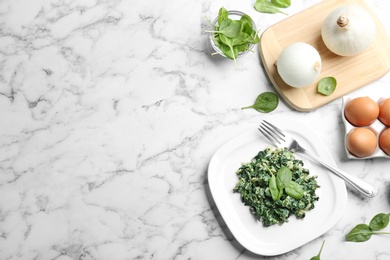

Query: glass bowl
209;10;257;59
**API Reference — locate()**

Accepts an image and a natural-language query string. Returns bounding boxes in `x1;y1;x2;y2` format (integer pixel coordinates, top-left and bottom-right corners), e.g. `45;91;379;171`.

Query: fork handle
300;149;378;198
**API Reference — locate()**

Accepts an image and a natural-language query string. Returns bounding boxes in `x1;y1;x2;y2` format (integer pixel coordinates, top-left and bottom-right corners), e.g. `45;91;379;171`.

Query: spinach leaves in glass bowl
206;7;260;63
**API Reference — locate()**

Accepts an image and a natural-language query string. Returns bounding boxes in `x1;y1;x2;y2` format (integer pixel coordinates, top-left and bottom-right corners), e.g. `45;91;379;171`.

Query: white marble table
1;0;390;259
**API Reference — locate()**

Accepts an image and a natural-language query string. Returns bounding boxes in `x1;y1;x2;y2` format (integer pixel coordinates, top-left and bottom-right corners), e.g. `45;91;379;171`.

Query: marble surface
1;0;390;259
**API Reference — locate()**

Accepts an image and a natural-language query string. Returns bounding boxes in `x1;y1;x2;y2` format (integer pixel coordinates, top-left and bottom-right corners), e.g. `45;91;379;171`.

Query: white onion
321;4;376;56
277;42;322;88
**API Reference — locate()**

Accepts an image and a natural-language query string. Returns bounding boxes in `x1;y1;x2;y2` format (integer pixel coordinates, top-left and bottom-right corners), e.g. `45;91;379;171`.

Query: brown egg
379;128;390;155
346;128;377;158
379;98;390;127
344;97;379;126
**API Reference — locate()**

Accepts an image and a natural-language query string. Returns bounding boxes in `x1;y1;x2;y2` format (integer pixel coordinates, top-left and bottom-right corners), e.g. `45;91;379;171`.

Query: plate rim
207;118;348;256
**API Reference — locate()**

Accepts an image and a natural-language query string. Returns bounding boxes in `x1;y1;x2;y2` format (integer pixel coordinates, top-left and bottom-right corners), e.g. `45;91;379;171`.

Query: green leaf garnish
269;174;279;201
269;167;305;201
276;167;292;190
285;181;304;199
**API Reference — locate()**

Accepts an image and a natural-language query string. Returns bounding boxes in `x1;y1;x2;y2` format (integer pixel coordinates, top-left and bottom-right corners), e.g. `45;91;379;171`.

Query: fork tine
263;120;285;139
258;126;279;146
258;122;284;146
260;121;285;144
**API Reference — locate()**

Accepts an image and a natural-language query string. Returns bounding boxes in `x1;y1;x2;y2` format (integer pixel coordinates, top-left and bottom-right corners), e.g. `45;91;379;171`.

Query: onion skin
277;42;322;88
321;4;376;56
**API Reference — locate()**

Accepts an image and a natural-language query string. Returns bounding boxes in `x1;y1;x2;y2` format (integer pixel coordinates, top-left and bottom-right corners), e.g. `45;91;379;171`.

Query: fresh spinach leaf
218;7;228;25
218;35;238;64
231;32;247;46
250;30;260;44
285;181;304;199
269;175;279;201
317;77;337;96
310;240;325;260
206;7;260;62
219;34;233;46
219;43;236;60
346;224;373;242
236;43;250;53
369;213;390;231
346;217;390;243
269;167;304;201
272;0;291;8
240;13;253;25
254;0;288;15
241;22;259;44
241;92;279;113
206;20;242;38
276;188;284;201
276;167;292;190
218;19;232;31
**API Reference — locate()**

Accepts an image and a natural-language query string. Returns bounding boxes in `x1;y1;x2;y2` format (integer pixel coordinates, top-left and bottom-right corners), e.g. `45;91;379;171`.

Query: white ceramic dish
342;96;390;159
208;118;347;256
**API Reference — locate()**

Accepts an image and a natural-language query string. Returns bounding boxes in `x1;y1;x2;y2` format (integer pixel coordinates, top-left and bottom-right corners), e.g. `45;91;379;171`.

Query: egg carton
342;96;390;159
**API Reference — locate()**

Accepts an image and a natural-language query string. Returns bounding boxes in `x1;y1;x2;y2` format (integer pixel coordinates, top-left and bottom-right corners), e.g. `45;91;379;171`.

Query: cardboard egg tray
342;96;390;159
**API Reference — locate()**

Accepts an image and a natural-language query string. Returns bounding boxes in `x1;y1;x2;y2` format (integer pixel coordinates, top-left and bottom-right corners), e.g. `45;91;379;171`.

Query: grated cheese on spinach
233;147;319;226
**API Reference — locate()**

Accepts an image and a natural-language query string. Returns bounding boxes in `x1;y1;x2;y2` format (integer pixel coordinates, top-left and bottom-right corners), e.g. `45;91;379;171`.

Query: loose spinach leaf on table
272;0;291;8
369;213;390;231
317;77;337;96
310;240;325;260
346;224;374;242
346;213;390;242
254;0;288;15
241;92;279;113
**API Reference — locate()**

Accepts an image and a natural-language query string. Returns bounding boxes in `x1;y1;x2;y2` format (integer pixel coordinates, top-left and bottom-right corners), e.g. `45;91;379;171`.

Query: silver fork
259;120;378;198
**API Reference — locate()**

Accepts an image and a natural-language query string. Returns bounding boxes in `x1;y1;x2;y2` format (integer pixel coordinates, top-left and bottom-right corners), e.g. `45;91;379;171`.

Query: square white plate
208;118;347;256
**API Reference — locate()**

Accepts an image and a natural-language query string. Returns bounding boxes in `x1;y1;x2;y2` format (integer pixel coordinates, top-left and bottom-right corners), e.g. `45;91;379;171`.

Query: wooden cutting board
259;0;390;112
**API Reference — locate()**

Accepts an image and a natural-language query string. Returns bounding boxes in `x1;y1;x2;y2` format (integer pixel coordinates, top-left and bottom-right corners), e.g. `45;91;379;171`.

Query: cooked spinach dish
234;147;319;226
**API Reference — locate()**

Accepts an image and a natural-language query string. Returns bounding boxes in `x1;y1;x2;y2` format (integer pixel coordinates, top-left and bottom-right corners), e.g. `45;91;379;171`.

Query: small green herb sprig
254;0;291;15
206;7;260;64
346;213;390;242
310;240;325;260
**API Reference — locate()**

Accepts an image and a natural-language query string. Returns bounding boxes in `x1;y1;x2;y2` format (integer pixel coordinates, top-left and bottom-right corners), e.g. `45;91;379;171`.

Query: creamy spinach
233;147;319;226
